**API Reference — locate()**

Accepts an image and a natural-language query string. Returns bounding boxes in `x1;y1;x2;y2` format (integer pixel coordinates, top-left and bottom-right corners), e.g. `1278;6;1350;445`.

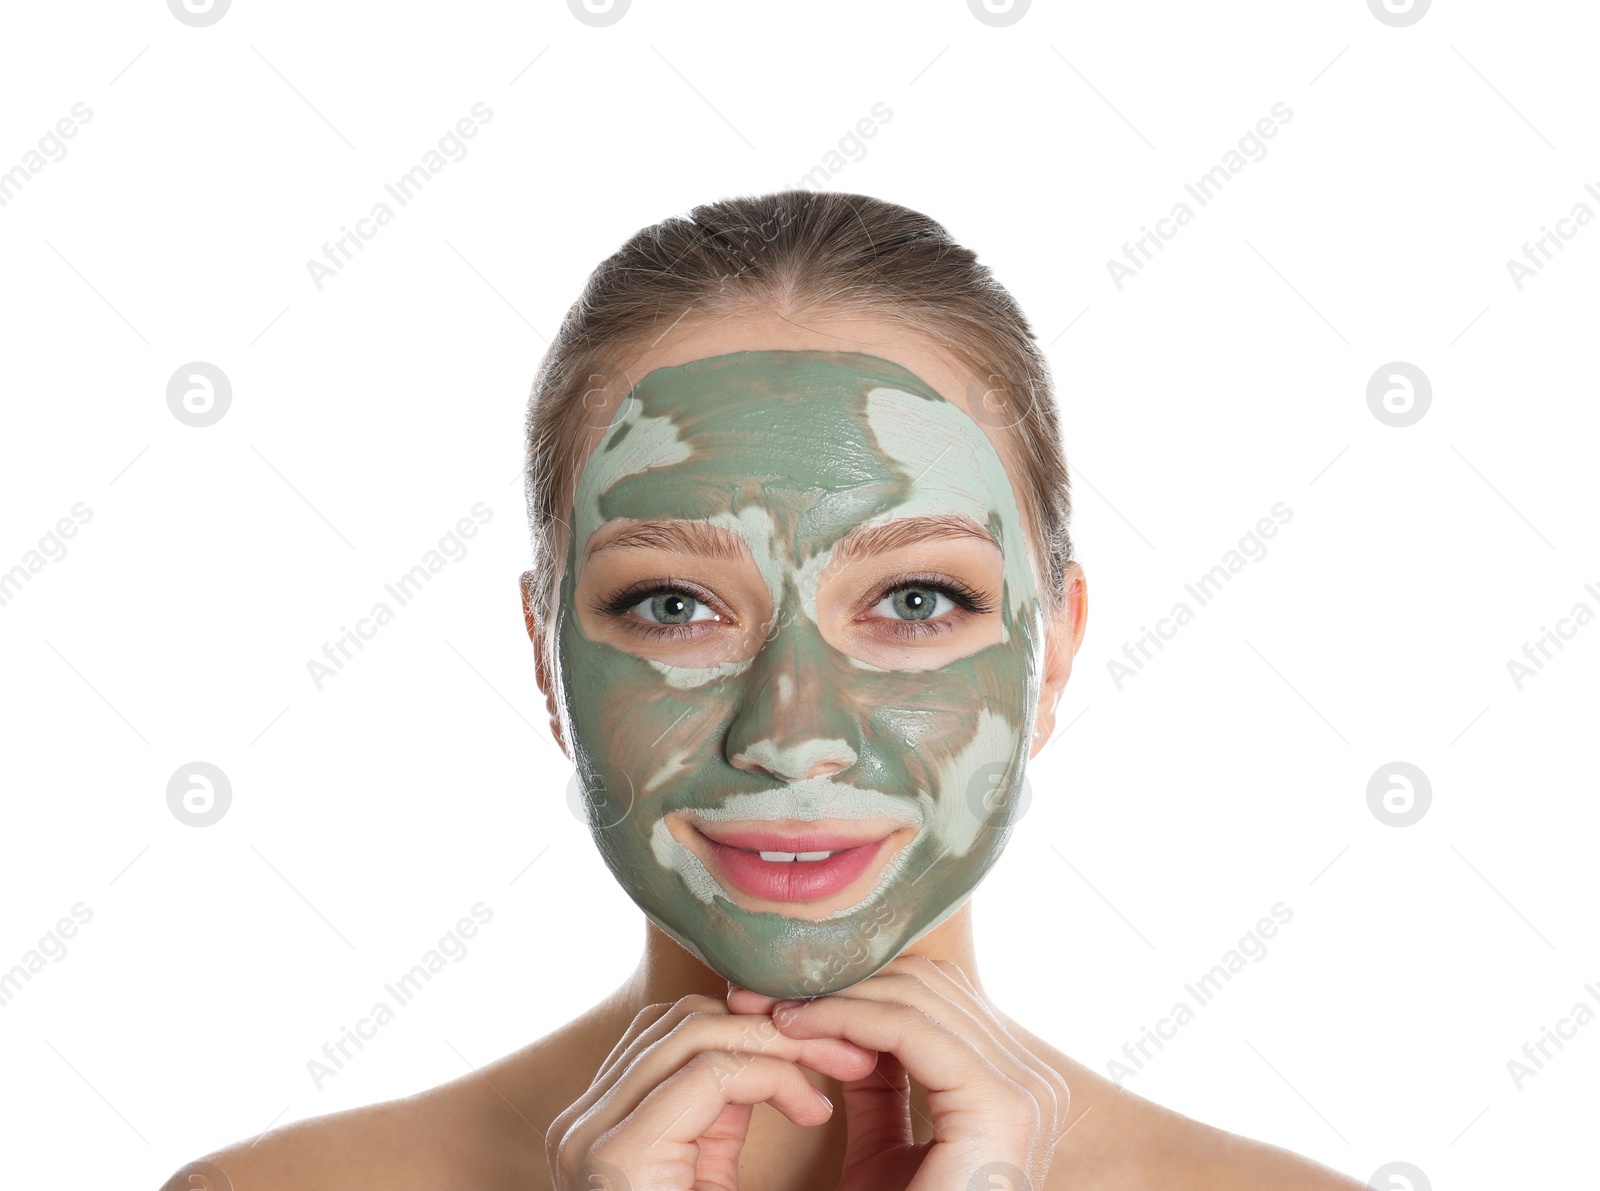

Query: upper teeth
757;850;837;862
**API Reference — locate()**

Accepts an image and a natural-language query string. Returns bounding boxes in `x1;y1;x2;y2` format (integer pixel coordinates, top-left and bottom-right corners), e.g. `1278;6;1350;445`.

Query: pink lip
694;826;891;903
698;827;886;853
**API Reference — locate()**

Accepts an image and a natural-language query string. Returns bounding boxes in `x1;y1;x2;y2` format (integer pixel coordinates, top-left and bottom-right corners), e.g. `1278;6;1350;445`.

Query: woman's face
548;319;1052;998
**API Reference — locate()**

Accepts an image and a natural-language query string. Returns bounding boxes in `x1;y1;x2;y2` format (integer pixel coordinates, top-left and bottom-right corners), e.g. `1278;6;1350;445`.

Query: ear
1028;560;1087;759
521;570;569;759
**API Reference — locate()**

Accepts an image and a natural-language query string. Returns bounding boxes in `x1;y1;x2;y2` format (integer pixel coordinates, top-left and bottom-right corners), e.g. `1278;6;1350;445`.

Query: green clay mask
556;351;1044;998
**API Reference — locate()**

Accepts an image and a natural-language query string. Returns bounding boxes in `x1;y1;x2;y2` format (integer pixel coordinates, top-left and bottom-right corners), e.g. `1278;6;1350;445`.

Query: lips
690;821;899;903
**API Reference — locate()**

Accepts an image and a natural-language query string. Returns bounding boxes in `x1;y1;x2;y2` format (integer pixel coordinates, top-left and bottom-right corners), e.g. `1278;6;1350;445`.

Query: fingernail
814;1089;833;1112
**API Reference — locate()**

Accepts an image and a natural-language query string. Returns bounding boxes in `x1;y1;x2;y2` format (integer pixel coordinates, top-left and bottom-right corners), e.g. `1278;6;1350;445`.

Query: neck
617;899;987;1010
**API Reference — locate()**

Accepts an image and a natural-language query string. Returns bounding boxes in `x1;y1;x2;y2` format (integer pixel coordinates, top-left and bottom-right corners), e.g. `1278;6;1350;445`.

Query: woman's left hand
728;954;1071;1191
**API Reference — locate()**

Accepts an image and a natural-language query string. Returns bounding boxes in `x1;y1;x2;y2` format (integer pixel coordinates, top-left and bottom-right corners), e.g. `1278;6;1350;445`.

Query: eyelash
593;575;997;643
593;581;725;642
869;575;997;641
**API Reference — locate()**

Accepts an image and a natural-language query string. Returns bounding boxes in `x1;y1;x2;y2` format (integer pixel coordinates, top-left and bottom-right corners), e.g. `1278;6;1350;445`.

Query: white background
1;1;1595;1187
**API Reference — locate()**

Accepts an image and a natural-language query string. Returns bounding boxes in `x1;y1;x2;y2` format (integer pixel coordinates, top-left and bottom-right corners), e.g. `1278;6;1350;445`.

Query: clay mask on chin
555;351;1045;998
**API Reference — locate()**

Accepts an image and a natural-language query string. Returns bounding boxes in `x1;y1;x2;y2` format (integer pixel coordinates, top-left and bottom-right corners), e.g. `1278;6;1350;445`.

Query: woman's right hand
545;992;879;1191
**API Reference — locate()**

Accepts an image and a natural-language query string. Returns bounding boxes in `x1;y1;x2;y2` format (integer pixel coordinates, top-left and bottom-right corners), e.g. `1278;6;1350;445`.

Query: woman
167;192;1363;1190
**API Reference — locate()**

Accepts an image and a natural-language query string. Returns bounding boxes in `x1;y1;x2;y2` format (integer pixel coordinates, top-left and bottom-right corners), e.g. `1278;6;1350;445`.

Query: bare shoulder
1132;1102;1368;1190
157;1090;456;1191
155;1072;535;1191
1003;1021;1366;1191
155;1002;624;1191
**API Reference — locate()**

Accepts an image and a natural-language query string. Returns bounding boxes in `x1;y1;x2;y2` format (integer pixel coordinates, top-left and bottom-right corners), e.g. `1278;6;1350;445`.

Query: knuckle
627;1002;670;1031
869;970;928;997
546;1104;587;1156
1047;1072;1073;1125
1023;1092;1048;1131
733;1014;782;1046
589;1134;626;1168
549;1126;584;1185
896;1003;943;1037
667;1008;715;1038
690;1047;745;1086
934;958;977;988
1030;1077;1064;1134
676;994;727;1015
1053;1097;1073;1135
685;1049;722;1072
995;1074;1038;1118
685;1006;745;1042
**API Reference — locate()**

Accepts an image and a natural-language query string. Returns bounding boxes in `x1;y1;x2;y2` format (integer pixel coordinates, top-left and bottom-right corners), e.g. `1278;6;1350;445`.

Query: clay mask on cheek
555;351;1045;998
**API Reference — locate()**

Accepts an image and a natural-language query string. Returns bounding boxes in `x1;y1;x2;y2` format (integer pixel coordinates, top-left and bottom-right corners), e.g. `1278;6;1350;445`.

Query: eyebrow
583;513;998;567
584;520;750;565
831;512;998;566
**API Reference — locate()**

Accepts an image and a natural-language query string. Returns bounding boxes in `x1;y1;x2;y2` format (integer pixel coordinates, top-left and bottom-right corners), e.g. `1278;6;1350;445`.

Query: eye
633;590;718;627
596;581;727;640
870;584;958;623
862;576;997;641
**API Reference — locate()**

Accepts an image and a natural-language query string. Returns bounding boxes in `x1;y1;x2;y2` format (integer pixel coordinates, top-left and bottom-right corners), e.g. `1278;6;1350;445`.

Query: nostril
728;740;859;784
728;754;771;778
804;759;848;780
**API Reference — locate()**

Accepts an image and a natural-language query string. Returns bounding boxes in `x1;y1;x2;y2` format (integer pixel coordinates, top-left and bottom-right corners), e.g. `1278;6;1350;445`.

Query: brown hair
522;190;1074;659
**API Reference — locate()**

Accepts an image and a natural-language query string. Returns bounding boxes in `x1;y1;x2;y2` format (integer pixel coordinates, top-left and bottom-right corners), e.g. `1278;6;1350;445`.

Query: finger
917;959;1072;1137
800;964;1002;1081
930;962;1068;1141
774;994;984;1098
566;1051;834;1182
772;960;1064;1189
655;1008;877;1085
839;1045;916;1167
832;957;1069;1137
602;994;728;1084
773;995;1037;1191
596;1001;675;1078
554;997;876;1148
775;991;1040;1158
727;983;786;1016
554;1053;828;1189
888;957;1072;1136
732;982;918;1160
688;1099;756;1191
550;996;720;1144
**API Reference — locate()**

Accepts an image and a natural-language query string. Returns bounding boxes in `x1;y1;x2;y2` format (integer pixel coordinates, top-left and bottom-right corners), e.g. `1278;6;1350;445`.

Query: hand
545;992;878;1190
728;955;1070;1191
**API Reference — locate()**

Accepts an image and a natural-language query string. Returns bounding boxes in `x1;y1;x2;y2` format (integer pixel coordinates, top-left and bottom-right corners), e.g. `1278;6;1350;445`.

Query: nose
730;737;855;783
725;609;861;784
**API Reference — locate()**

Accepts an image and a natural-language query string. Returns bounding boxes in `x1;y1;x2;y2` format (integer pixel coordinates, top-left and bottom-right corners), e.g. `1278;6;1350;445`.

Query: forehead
573;351;1022;555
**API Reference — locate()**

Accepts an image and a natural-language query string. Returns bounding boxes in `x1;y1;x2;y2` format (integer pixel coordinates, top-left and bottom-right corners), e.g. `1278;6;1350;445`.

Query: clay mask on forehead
556;350;1045;998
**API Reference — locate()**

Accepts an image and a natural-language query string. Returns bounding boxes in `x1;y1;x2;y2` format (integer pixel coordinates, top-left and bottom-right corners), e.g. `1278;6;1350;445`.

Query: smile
683;818;911;906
